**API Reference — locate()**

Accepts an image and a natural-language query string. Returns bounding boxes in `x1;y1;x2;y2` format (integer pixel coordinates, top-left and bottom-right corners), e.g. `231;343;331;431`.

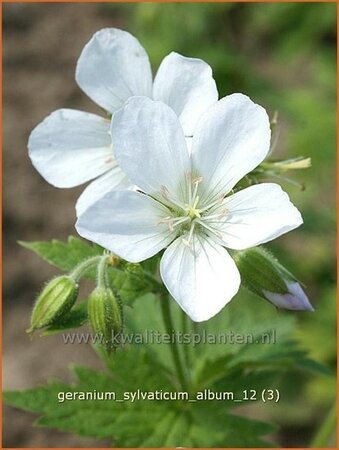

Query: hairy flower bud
87;287;123;351
28;275;79;332
234;247;314;311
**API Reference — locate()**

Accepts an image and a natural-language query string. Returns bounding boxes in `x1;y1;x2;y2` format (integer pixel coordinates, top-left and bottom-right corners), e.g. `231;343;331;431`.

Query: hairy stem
69;256;102;281
97;256;109;288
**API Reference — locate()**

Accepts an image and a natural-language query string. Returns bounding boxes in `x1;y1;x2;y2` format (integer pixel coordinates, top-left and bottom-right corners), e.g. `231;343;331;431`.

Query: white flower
76;94;303;322
28;28;218;216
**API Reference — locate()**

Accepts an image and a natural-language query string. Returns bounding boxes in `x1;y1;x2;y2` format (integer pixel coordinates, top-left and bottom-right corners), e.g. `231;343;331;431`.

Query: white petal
76;28;153;113
75;167;132;216
28;109;113;188
216;183;303;250
111;96;190;201
160;235;241;322
76;190;174;263
153;52;218;136
191;93;271;202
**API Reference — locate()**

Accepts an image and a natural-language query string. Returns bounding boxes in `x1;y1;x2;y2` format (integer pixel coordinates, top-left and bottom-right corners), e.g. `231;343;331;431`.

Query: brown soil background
3;4;128;447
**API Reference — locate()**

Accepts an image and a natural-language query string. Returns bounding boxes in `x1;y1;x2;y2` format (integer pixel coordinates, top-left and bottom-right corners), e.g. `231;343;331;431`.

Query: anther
156;216;172;226
160;185;186;210
160;185;170;199
185;172;193;182
192;176;204;185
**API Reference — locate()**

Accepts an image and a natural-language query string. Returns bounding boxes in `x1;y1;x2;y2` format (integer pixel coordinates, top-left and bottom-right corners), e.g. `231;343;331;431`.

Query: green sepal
42;302;88;335
87;287;123;352
28;275;79;333
234;247;290;298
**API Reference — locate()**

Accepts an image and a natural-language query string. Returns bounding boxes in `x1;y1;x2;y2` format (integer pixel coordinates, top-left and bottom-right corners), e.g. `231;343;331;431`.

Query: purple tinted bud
264;281;314;312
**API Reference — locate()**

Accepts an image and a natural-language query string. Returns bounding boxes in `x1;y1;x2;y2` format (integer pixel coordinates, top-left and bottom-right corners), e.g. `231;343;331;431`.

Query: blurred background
3;2;336;448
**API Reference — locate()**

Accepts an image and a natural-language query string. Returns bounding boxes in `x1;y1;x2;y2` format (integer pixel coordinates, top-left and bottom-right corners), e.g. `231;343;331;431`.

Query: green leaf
124;293;179;373
189;405;276;447
19;237;102;272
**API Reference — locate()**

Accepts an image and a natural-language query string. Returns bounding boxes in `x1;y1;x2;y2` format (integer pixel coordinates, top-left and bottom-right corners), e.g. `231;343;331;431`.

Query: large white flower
76;94;303;322
28;28;218;216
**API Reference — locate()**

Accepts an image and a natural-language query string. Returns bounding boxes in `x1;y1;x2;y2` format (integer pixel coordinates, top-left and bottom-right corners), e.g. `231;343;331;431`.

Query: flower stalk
69;255;102;281
97;255;110;288
160;293;189;391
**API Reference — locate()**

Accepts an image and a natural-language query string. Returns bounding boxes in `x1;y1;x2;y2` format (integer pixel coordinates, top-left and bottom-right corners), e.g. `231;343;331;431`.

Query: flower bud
264;280;314;311
87;287;123;352
269;157;311;171
28;275;79;332
234;247;314;311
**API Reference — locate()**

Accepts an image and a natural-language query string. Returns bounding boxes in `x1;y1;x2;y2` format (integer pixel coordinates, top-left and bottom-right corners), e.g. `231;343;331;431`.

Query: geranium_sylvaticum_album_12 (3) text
76;94;303;322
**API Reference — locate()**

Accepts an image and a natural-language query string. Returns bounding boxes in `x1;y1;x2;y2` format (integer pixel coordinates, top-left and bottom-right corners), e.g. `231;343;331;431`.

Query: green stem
97;256;109;288
69;256;102;281
181;311;192;381
160;294;188;391
310;401;337;448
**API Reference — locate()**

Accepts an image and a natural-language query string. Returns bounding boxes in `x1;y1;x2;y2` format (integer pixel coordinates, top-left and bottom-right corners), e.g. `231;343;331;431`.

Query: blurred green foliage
101;2;336;446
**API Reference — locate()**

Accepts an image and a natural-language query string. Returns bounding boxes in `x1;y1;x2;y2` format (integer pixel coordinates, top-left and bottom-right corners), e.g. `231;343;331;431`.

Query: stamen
156;216;172;225
192;176;204;185
157;216;189;232
160;185;170;199
186;172;193;204
182;222;196;247
203;208;228;221
195;219;223;240
192;195;200;211
191;176;203;206
199;193;225;213
168;216;190;231
160;185;186;210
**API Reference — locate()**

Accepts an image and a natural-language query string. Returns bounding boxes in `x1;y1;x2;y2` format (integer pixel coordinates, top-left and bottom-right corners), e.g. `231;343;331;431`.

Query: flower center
186;191;202;220
157;172;228;247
